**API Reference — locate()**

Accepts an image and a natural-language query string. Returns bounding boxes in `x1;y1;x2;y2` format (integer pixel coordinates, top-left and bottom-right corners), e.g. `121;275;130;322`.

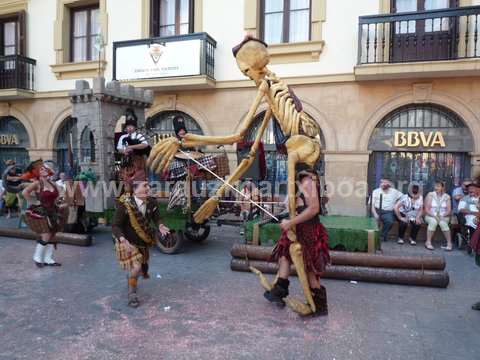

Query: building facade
1;0;480;215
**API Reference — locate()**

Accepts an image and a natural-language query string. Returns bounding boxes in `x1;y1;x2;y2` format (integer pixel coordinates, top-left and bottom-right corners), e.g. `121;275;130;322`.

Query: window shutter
17;10;26;55
150;0;159;37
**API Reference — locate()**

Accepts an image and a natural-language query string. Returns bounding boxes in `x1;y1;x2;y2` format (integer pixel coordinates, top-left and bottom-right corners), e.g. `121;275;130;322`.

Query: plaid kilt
114;240;149;271
166;155;217;180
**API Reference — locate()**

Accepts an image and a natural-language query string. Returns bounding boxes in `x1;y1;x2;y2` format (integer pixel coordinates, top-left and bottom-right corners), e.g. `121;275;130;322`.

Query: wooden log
0;228;92;247
230;259;450;288
231;244;446;270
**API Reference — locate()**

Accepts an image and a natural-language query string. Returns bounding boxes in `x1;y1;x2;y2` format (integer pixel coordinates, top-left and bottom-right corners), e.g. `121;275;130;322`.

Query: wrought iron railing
358;6;480;64
0;55;36;91
113;32;216;81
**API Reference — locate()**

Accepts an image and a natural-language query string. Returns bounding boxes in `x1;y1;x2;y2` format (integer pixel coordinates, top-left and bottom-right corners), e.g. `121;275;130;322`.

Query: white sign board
116;39;201;80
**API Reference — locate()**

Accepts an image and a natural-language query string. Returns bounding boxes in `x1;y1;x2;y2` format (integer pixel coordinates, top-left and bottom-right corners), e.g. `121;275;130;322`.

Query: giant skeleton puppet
147;36;322;315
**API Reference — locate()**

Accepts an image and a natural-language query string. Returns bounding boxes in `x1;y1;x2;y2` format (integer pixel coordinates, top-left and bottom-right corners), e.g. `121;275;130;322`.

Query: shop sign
0;133;19;146
115;39;201;81
393;131;446;148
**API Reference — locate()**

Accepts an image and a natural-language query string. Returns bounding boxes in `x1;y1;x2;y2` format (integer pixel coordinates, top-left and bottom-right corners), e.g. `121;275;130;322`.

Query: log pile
230;244;449;288
0;228;92;247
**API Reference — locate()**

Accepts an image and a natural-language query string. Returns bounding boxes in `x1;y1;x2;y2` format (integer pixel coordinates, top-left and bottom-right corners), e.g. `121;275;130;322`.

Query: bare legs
278;256;320;289
128;262;141;308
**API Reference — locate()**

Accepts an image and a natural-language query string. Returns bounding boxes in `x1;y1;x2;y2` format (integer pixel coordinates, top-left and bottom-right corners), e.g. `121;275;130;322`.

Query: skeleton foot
250;266;274;291
284;297;313;316
193;197;219;224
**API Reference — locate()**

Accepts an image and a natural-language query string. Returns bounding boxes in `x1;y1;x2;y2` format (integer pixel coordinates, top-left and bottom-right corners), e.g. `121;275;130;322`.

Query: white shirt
56;179;66;189
134;196;147;216
398;194;423;220
428;192;451;218
117;132;148;152
458;195;479;229
371;188;403;211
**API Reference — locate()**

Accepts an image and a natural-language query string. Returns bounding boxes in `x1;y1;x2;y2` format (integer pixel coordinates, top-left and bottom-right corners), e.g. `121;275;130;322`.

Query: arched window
147;110;203;142
368;104;473;193
54;116;79;176
0;116;30;175
245;111;325;189
80;127;95;163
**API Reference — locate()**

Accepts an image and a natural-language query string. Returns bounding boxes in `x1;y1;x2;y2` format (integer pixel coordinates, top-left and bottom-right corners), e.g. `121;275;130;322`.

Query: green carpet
246;215;379;252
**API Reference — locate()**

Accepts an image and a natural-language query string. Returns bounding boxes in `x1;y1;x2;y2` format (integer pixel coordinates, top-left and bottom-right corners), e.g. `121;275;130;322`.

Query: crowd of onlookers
371;178;479;251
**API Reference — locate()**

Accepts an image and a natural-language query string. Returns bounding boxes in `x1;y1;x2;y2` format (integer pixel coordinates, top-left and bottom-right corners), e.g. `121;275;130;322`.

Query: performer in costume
265;165;330;316
117;108;150;190
112;180;169;308
22;159;65;267
468;178;480;311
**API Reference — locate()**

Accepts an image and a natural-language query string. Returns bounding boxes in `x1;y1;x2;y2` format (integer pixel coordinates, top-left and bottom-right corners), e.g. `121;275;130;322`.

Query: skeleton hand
147;137;181;174
193;196;219;224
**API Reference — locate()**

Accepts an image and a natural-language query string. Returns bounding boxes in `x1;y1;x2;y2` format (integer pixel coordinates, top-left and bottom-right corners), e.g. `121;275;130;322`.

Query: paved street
0;220;479;360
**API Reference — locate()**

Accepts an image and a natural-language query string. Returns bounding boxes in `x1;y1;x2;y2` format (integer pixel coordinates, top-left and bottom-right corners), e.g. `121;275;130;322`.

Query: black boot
264;278;289;307
311;286;328;316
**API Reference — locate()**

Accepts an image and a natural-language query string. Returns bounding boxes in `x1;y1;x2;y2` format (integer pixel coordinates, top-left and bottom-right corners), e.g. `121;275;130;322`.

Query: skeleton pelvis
285;135;321;168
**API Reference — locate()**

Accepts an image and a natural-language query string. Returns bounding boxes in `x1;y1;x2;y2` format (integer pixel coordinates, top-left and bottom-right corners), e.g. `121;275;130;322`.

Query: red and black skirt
271;221;330;276
470;227;480;267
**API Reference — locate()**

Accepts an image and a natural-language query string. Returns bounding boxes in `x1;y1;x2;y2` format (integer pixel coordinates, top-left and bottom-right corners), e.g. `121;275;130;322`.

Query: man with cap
371;178;403;242
173;115;188;140
458;181;480;237
116;109;150;189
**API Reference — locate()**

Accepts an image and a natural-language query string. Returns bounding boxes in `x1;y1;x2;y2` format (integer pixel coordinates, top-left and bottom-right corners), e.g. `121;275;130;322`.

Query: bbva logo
393;131;446;148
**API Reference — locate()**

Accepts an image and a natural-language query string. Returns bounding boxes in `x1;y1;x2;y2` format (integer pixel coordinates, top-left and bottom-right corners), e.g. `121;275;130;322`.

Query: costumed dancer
22;160;65;267
116;108;150;191
468;177;480;311
264;165;330;316
112;180;169;308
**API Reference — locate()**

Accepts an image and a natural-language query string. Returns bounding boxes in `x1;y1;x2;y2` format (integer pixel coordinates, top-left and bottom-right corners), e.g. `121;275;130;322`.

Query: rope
177;149;279;222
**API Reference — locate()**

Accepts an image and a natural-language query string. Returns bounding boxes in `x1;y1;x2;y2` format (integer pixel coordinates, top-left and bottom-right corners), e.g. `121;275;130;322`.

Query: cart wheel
185;223;210;242
156;231;183;254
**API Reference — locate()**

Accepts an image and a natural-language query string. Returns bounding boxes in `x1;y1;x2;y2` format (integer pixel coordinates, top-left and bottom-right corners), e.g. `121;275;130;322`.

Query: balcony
356;6;480;80
113;32;216;90
0;55;36;99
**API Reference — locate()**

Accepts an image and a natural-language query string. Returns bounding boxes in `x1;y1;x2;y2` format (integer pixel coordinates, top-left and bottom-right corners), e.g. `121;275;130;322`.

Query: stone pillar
470;154;480;178
324;152;370;217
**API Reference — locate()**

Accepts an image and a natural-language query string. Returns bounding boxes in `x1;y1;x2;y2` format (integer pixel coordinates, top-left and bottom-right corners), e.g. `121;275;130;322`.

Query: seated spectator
0;179;4;215
394;183;423;246
239;180;260;221
452;179;471;243
458;182;480;236
424;181;452;251
371;178;403;242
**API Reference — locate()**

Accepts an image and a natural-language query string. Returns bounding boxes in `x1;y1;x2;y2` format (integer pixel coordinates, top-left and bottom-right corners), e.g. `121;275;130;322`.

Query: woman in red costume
265;164;330;316
22;160;65;267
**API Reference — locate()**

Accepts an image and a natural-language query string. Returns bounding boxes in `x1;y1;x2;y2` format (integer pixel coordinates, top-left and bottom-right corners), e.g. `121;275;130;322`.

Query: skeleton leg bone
283;137;321;315
193;109;272;224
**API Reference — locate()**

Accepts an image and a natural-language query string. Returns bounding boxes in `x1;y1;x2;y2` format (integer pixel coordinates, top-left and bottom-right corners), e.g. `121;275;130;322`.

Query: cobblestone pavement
0;218;479;360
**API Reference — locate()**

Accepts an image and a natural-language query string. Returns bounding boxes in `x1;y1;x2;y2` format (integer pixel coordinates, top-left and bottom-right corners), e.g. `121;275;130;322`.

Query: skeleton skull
233;37;270;85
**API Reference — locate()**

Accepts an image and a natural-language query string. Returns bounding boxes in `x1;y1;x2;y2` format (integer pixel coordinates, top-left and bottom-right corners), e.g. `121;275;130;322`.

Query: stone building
1;0;480;215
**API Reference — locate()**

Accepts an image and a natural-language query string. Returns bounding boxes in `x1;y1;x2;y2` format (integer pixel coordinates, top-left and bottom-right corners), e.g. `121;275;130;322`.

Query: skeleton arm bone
193;109;272;224
148;82;268;174
180;82;268;148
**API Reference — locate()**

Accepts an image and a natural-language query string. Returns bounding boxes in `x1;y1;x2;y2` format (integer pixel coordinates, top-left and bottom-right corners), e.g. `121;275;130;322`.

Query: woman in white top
424;181;452;251
394;183;423;245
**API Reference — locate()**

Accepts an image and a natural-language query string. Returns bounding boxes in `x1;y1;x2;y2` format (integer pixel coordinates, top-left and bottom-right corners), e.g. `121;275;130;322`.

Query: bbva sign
393;131;446;148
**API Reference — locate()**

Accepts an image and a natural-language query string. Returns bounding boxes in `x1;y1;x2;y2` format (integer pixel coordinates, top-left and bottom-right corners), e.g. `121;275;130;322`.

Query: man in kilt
112;180;169;308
